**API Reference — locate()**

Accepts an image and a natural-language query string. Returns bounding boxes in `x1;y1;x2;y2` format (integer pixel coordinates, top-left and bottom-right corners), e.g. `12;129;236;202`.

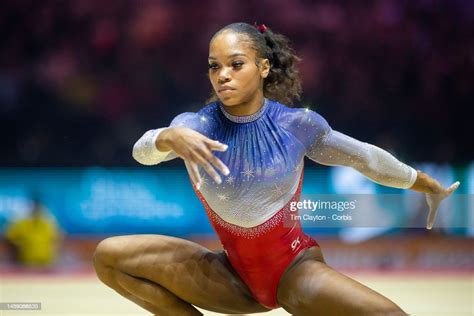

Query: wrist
410;170;441;194
155;128;174;152
409;170;427;192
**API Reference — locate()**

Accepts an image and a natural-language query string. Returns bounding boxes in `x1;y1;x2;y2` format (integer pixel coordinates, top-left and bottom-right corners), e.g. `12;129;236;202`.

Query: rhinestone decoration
219;98;268;123
190;170;304;239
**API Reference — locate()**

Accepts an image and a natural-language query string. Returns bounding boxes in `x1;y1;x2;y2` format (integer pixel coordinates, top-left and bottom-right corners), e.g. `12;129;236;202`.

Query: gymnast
93;22;459;315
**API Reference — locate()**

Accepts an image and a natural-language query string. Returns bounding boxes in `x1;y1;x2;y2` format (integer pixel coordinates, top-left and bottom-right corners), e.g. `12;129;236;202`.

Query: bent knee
93;237;129;286
93;237;126;270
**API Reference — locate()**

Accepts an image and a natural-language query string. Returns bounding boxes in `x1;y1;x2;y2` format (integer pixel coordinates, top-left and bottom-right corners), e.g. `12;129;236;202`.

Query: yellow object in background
5;203;60;266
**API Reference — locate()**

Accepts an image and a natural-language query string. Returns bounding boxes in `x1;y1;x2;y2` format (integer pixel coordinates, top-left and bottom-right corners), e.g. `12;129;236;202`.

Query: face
208;30;270;106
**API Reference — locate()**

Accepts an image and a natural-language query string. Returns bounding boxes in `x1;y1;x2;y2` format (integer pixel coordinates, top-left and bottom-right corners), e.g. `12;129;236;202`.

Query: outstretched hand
409;170;460;230
159;127;230;190
424;181;460;230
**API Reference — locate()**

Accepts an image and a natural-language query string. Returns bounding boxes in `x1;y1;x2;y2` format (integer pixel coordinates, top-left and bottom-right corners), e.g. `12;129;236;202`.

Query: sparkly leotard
133;98;417;308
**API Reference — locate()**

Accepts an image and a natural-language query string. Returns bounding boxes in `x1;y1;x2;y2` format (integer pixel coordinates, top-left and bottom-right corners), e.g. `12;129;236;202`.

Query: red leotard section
191;170;318;309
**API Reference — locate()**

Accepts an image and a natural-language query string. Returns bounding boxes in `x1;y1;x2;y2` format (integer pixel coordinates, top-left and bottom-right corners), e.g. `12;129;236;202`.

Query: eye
232;62;243;69
208;63;219;71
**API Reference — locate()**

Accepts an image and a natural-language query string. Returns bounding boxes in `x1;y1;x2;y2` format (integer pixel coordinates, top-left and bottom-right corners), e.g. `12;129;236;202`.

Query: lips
218;86;235;92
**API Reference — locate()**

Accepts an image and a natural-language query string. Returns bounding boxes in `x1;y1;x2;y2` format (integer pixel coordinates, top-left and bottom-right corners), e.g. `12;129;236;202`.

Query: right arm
132;113;230;188
132;112;200;165
132;128;176;166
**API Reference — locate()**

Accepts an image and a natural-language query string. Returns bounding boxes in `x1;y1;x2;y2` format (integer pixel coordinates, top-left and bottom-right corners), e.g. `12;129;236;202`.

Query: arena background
0;1;472;315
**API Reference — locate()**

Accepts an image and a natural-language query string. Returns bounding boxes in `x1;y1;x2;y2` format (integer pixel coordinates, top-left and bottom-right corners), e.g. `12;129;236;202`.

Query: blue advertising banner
0;167;211;236
0;163;472;237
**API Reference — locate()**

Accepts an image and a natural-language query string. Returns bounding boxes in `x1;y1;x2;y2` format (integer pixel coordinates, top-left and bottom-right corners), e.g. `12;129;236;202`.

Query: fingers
187;161;202;190
193;153;229;186
206;152;230;176
203;139;230;175
179;135;230;188
425;181;460;230
207;139;228;152
194;153;222;184
447;181;460;194
426;193;442;230
426;202;439;230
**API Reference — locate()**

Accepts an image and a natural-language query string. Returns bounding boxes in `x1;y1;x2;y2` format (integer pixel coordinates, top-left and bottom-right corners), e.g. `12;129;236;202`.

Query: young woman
93;22;459;316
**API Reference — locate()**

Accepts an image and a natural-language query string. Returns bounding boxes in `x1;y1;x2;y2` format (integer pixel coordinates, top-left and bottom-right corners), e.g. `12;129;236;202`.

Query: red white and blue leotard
133;98;417;309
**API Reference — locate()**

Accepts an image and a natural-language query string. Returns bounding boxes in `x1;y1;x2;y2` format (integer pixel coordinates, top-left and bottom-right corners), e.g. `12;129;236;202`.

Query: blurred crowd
0;0;472;166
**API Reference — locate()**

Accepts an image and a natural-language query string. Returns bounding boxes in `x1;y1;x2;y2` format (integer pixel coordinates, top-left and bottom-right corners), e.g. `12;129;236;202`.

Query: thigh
276;247;407;316
94;234;269;314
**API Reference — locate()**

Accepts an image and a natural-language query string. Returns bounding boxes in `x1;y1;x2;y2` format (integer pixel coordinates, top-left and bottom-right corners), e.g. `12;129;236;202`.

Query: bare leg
277;247;408;316
93;234;270;315
95;259;201;315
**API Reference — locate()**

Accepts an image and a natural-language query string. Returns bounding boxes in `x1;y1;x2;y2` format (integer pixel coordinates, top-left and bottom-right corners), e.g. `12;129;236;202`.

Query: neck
221;93;265;116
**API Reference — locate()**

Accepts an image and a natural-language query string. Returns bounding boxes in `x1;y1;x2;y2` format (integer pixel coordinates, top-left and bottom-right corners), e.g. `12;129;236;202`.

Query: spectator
5;197;62;267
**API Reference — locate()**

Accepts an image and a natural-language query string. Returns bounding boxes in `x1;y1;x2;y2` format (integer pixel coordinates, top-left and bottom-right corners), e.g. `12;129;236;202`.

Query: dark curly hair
205;22;302;106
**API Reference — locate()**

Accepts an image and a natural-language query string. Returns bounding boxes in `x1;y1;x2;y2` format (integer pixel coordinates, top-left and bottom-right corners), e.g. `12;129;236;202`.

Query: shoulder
199;101;220;115
269;99;332;149
170;102;219;125
169;102;220;136
269;99;330;131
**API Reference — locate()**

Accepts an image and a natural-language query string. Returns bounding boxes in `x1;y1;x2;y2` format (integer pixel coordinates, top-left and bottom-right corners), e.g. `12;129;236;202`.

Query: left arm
304;113;459;229
281;109;459;229
282;108;417;189
307;129;418;189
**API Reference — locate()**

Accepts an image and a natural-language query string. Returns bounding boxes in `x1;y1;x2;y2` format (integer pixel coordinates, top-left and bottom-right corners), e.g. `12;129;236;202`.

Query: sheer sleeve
279;108;332;151
307;129;417;189
132;112;201;165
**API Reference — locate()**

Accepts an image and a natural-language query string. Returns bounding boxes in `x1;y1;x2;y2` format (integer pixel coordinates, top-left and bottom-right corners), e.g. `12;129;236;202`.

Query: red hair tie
253;22;267;33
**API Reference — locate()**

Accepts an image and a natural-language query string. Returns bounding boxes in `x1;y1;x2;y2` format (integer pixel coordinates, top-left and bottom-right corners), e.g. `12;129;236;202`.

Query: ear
259;58;271;78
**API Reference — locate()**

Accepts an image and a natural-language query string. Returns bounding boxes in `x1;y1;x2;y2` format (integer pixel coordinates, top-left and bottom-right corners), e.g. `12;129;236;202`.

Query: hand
424;180;460;230
158;127;230;189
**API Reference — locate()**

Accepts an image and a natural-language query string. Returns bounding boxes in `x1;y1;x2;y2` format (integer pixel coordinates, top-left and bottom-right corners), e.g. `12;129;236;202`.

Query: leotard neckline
218;98;269;123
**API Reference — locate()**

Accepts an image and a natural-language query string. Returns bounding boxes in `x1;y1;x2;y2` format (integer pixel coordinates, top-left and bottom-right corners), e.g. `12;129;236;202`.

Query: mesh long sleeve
307;129;417;189
132;112;203;165
132;128;174;165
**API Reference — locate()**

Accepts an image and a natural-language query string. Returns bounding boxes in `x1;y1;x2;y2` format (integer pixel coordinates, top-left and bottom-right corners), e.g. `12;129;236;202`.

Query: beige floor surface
0;273;472;316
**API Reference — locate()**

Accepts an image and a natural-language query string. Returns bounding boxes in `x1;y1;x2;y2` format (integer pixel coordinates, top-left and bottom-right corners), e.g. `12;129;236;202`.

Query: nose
217;67;231;83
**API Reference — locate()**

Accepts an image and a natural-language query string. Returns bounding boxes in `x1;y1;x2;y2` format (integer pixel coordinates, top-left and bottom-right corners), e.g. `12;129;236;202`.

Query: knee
92;242;122;290
93;237;123;275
